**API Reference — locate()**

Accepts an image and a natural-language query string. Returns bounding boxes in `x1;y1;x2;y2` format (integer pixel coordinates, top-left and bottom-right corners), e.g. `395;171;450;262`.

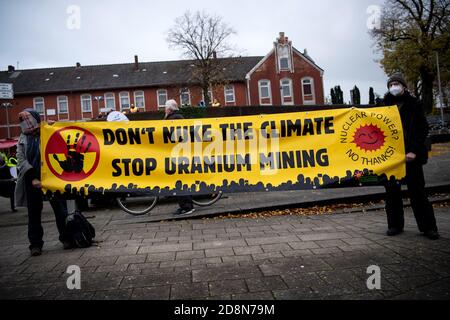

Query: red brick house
0;33;324;139
246;32;324;106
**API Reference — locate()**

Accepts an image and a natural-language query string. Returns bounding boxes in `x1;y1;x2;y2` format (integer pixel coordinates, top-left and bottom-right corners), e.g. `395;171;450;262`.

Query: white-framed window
280;78;294;105
224;85;235;103
134;90;145;109
104;92;116;110
278;45;291;71
180;88;191;106
157;89;168;107
202;89;213;104
81;94;92;112
280;58;289;70
33;97;45;115
280;79;293;98
258;80;272;104
301;77;316;105
119;91;130;110
57;96;68;114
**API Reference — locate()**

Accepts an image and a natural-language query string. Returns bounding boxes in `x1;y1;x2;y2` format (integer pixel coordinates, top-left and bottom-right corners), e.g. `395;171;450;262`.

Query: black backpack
65;211;96;248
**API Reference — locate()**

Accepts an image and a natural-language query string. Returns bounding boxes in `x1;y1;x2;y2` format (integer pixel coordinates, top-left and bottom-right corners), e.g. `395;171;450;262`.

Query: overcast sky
0;0;388;103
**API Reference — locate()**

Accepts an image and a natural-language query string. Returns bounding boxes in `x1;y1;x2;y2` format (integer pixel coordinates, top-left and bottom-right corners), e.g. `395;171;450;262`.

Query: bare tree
371;0;450;113
167;11;237;106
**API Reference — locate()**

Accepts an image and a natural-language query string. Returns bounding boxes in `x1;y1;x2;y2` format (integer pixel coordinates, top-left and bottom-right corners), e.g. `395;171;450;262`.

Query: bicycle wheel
192;191;223;207
116;193;158;215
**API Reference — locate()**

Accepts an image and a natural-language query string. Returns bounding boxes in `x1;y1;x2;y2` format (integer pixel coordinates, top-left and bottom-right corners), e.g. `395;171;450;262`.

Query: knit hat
18;108;41;134
387;72;407;88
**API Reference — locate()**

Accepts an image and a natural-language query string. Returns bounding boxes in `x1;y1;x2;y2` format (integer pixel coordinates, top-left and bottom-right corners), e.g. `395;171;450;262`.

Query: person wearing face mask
378;72;439;240
15;108;70;256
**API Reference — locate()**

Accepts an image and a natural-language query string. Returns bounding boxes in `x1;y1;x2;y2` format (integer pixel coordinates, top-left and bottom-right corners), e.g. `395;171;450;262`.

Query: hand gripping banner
41;106;406;197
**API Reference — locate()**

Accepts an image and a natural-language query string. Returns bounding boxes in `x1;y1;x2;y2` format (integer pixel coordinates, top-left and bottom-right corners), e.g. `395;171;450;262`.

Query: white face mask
389;85;404;96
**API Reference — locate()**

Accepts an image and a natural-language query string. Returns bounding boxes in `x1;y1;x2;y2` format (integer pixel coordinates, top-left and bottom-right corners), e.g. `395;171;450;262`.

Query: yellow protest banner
41;106;405;196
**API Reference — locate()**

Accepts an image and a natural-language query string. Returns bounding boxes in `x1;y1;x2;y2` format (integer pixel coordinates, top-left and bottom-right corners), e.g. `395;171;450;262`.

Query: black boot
30;246;42;256
423;230;440;240
386;228;403;236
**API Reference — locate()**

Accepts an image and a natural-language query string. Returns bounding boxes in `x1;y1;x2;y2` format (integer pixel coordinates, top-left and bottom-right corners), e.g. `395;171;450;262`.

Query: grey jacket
14;133;36;207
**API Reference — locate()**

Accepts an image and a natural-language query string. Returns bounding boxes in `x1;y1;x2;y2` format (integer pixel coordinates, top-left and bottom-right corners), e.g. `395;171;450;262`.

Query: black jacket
379;91;429;164
165;111;184;120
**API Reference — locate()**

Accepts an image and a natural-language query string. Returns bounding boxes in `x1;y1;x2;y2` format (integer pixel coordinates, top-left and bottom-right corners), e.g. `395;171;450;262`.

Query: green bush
180;106;208;119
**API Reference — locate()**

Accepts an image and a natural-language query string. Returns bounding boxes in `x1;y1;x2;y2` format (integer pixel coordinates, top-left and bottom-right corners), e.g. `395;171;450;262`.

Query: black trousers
25;172;68;249
384;161;437;233
177;195;193;210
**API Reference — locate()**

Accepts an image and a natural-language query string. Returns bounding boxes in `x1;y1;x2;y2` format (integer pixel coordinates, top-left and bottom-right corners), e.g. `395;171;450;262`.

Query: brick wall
248;51;324;106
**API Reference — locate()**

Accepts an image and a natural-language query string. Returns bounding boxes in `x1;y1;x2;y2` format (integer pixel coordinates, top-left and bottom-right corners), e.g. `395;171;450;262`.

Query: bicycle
105;112;223;216
116;191;223;216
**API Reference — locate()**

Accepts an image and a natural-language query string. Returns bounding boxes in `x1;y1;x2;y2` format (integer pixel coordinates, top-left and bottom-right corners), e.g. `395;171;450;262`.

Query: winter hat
164;99;179;111
18;108;41;134
387;72;407;88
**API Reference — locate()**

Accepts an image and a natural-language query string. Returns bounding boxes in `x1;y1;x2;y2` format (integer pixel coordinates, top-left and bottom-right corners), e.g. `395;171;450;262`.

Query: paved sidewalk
0;143;449;300
0;203;449;300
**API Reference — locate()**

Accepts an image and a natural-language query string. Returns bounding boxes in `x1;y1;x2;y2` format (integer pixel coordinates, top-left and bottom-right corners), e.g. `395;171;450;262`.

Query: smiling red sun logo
352;124;386;152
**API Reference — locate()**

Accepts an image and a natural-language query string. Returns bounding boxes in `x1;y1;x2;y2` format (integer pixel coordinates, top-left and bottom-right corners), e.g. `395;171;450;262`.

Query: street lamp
1;102;13;139
435;52;446;127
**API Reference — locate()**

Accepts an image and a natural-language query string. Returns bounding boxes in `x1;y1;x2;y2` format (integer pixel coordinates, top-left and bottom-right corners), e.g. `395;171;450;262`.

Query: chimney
134;55;139;70
7;65;15;73
212;51;217;59
76;62;81;68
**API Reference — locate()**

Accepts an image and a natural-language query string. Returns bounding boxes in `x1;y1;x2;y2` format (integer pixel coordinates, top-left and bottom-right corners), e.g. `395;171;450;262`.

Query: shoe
63;241;74;250
30;247;42;256
386;228;403;236
423;230;440;240
175;208;195;216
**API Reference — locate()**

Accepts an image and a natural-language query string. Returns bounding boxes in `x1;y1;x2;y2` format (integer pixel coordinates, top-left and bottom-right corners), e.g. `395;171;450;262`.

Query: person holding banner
380;73;439;240
15;109;70;256
164;99;195;216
